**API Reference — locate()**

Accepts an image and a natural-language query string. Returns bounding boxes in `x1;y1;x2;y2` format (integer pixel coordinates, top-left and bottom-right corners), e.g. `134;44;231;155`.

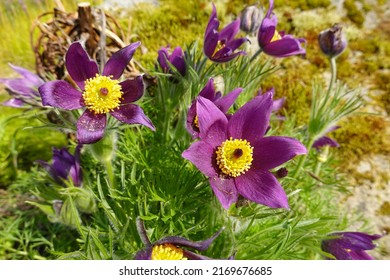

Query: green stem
314;160;322;177
105;160;116;190
250;48;262;62
327;57;337;94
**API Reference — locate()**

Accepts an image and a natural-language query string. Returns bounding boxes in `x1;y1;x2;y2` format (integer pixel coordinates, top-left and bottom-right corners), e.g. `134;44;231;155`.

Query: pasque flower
318;23;347;58
239;4;263;34
204;3;248;63
182;91;307;209
312;126;340;150
39;41;155;144
157;46;186;76
0;63;44;107
322;231;382;260
186;78;242;138
135;218;224;260
36;145;82;187
257;0;306;57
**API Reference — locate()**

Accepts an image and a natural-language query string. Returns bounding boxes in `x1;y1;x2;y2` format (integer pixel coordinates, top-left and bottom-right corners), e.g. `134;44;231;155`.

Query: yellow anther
151;244;187;260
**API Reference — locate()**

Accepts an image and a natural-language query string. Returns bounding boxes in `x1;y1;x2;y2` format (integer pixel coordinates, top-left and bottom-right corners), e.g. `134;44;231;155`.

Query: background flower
157;46;186;76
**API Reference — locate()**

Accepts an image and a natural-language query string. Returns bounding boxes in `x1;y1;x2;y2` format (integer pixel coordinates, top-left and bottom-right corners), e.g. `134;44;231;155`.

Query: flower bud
240;5;263;34
318;23;347;58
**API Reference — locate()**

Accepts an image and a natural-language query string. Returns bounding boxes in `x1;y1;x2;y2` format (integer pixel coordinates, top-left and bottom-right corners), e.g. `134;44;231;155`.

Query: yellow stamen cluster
212;40;226;56
270;30;282;42
82;74;123;114
151;244;187;260
216;137;254;177
193;115;199;129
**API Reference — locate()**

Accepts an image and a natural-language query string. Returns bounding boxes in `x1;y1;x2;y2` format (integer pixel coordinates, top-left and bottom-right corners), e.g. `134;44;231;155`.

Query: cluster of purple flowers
0;0;380;261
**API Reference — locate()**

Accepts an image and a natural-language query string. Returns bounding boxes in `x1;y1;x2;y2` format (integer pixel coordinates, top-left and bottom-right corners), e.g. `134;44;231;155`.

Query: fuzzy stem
105;160;116;189
327;57;337;94
250;48;262;62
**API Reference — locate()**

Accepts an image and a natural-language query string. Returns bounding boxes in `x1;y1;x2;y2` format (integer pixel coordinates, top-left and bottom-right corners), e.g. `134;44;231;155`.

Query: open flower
204;3;248;63
186;78;242;138
0;63;44;107
36;145;82;187
321;231;382;260
157;46;186;76
182;92;307;209
135;218;224;260
39;41;155;144
257;0;306;57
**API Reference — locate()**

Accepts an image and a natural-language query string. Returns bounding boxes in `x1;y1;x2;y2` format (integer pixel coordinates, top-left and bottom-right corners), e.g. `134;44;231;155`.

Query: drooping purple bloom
312;126;340;150
135;218;224;260
204;3;248;63
321;231;382;260
39;41;155;144
257;0;306;57
36;145;83;187
157;46;186;76
182;92;307;209
318;23;347;58
0;64;44;107
186;78;242;139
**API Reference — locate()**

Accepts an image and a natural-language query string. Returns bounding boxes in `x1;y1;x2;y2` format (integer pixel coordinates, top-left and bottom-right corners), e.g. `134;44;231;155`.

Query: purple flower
257;0;306;57
39;41;155;144
322;232;382;260
186;78;242;139
318;23;347;58
135;218;224;260
157;46;186;76
182;91;307;209
36;145;82;187
0;64;44;107
204;3;248;63
312;126;340;150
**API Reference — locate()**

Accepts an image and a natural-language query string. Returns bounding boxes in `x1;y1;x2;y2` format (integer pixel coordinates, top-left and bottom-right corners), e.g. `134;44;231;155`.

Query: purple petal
224;37;249;52
9;63;43;86
338;232;381;250
182;140;217;178
196;97;228;148
134;248;152;260
156;228;224;251
234;169;289;209
65;42;99;90
262;37;306;57
348;250;374;260
77;110;106;144
252;136;307;170
258;15;277;46
110;104;155;131
5;79;39;96
119;76;144;104
265;0;275;18
312;136;339;149
185;102;199;138
272;97;285;112
157;47;170;71
3;98;26;107
219;19;240;42
210;50;247;63
209;177;238;209
214;88;242;113
204;29;219;58
204;3;219;39
199;78;216;100
103;41;141;79
39;80;83;110
183;250;212;260
228;91;273;143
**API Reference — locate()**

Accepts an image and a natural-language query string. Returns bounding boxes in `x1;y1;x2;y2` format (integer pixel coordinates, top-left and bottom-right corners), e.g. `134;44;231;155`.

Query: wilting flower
322;231;382;260
182;92;307;209
186;78;242;138
257;0;306;57
36;145;83;187
39;41;155;144
312;126;340;150
318;23;347;58
157;46;186;76
239;4;263;34
204;3;248;63
135;218;224;260
0;64;44;107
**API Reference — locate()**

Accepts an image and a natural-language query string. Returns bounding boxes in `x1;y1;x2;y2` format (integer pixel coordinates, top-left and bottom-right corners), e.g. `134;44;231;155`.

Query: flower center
82;74;123;114
151;244;187;260
216;137;254;177
193;115;199;129
270;30;282;42
212;40;226;56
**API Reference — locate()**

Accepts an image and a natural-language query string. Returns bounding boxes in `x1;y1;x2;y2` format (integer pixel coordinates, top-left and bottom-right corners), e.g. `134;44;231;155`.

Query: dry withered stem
30;1;140;82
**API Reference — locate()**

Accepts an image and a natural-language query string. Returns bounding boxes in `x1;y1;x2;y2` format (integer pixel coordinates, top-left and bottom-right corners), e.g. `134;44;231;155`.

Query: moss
343;0;365;27
274;0;331;10
376;201;390;216
333;115;390;166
